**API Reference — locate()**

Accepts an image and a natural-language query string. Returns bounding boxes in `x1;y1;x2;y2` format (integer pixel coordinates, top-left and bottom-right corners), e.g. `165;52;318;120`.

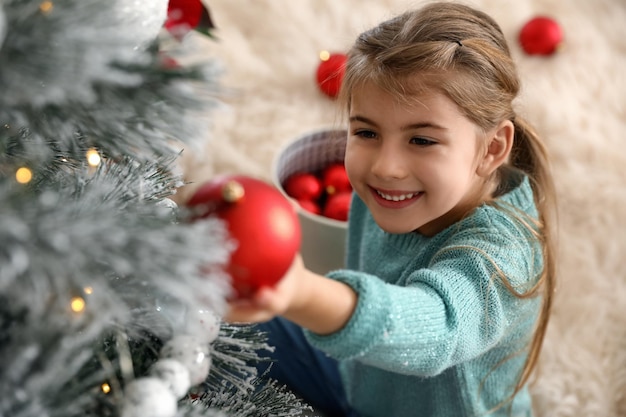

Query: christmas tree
0;1;310;416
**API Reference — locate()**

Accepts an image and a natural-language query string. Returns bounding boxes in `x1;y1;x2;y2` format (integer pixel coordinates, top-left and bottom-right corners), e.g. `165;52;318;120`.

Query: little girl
227;2;556;416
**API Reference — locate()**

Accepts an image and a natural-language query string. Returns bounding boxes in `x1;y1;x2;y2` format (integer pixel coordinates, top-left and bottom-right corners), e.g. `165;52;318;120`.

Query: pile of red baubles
283;162;352;222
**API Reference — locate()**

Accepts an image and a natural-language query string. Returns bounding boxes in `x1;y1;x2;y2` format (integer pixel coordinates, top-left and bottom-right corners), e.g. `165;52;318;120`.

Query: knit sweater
305;175;543;417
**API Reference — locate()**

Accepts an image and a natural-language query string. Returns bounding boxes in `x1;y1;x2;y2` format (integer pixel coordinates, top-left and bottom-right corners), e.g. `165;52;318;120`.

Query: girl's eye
354;130;377;139
410;136;435;146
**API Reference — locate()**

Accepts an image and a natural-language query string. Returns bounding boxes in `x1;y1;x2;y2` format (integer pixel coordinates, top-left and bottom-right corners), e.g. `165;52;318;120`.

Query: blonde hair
339;1;557;410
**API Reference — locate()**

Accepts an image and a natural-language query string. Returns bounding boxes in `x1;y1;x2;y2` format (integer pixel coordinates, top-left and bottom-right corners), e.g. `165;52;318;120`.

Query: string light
319;50;331;61
39;1;53;14
86;148;101;167
15;167;33;184
84;286;93;295
101;383;111;394
70;296;86;313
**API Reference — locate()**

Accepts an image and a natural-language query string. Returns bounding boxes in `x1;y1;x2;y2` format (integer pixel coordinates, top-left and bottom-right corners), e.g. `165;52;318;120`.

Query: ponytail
510;116;553;205
507;115;557;397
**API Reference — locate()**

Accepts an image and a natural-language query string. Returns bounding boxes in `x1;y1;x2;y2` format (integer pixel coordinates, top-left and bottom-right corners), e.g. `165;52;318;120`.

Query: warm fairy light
70;296;86;313
39;1;53;14
86;148;101;167
84;286;93;295
319;50;330;61
101;383;111;394
15;167;33;184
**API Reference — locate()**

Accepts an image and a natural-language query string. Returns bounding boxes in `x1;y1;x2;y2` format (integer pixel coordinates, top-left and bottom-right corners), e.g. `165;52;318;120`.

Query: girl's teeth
376;191;415;201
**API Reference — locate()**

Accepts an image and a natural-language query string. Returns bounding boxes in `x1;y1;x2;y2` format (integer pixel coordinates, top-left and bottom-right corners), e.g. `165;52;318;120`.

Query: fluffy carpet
177;1;626;415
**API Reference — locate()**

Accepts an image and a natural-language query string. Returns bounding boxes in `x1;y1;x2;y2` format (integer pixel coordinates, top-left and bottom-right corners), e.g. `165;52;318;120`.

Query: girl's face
345;82;488;236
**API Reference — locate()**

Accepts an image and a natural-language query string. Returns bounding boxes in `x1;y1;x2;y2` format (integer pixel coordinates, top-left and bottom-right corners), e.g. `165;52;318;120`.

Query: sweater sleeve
304;225;541;377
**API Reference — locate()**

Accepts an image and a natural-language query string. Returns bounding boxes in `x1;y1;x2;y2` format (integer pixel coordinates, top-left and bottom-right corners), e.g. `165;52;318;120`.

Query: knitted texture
305;175;542;417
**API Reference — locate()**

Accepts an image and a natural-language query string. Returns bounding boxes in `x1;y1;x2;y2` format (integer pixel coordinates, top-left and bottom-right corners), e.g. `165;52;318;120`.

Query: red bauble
316;53;347;98
165;0;215;39
165;0;204;31
519;16;563;55
187;175;301;298
284;173;323;201
322;163;351;195
323;192;352;221
297;199;321;215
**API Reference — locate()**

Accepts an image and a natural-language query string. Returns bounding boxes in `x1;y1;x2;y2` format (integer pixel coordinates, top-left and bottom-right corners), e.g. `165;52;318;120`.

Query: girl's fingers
252;286;279;308
224;288;279;323
225;305;270;323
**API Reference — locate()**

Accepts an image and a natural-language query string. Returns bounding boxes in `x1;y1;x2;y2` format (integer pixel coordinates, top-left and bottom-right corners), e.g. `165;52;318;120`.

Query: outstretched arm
225;254;358;335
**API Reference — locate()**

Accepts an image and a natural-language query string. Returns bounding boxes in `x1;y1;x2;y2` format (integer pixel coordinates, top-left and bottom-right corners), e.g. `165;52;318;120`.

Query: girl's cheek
344;158;362;187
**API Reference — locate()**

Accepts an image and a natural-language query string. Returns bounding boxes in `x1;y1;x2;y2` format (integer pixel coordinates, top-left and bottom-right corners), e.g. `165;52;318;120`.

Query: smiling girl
227;2;557;416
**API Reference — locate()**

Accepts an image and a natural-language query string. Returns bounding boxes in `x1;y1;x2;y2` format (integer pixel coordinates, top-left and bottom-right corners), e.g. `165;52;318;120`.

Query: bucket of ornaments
272;128;351;275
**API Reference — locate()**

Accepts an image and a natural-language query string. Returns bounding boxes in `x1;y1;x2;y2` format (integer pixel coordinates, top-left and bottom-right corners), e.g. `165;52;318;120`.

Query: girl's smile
369;186;422;209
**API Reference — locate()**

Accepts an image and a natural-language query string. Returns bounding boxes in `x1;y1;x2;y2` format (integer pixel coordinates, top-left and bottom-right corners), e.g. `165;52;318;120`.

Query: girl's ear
476;120;514;177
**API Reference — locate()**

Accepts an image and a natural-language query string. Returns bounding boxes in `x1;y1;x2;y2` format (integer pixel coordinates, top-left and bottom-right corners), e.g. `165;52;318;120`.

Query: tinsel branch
0;1;312;416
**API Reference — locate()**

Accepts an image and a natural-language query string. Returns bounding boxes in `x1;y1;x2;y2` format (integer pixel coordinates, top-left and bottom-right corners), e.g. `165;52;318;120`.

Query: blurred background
177;1;626;416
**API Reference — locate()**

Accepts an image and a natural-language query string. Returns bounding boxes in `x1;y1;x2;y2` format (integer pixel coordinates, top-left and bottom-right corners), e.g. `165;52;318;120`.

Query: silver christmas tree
0;1;309;416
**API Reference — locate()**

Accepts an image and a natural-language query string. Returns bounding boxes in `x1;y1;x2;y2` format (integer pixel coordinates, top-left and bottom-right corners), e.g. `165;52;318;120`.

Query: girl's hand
225;254;358;336
225;254;306;323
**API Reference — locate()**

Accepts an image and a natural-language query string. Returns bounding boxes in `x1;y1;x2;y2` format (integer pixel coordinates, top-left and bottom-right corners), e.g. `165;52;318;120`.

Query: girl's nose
370;143;408;180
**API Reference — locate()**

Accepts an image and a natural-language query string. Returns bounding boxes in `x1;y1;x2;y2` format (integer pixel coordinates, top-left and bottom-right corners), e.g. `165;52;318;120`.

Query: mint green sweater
305;175;542;417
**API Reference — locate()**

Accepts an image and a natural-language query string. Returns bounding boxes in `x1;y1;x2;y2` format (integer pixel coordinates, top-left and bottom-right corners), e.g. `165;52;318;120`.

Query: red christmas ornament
316;52;347;98
165;0;215;39
187;175;301;298
284;173;323;201
322;163;351;195
166;0;203;30
297;198;321;215
519;16;563;55
323;192;352;222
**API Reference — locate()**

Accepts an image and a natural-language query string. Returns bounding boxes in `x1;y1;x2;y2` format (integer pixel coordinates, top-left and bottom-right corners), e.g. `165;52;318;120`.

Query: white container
272;128;348;275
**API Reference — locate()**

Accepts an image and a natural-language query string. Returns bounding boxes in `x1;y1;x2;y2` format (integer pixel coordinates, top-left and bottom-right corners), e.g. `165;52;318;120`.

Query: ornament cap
222;180;245;203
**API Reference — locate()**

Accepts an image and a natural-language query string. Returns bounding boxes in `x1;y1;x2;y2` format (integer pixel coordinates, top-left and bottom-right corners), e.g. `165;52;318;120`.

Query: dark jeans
253;317;357;417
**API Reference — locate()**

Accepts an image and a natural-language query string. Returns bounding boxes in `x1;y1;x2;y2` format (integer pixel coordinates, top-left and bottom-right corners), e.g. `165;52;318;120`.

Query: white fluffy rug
178;1;626;415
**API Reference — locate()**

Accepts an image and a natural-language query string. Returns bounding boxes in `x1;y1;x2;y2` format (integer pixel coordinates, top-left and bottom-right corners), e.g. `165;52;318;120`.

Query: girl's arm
225;254;358;335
